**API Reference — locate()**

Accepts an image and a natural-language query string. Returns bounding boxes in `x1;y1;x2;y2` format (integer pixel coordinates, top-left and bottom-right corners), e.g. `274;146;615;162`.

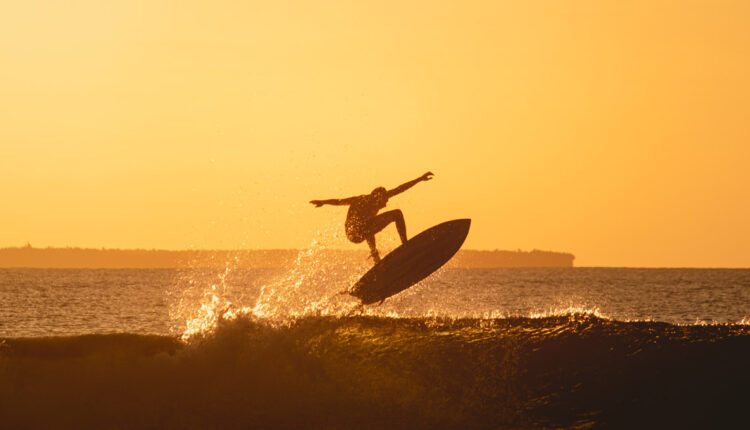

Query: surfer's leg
368;210;407;244
366;236;381;263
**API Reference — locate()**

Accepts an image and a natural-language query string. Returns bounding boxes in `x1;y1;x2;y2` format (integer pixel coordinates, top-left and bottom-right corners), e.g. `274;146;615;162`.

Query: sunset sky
2;1;749;267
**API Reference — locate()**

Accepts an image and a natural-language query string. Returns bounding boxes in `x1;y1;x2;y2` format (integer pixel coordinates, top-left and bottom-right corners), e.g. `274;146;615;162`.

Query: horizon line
2;245;574;254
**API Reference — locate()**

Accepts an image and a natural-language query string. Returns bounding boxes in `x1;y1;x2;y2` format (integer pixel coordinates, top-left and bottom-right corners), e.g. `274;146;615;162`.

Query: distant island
0;246;575;269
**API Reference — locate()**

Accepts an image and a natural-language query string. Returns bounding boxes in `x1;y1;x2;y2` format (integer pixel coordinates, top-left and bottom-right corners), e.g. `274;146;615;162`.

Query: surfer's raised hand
310;200;325;208
387;172;434;197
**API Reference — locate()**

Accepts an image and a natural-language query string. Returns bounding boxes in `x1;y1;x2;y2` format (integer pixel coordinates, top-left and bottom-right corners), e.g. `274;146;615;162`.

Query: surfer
310;172;434;263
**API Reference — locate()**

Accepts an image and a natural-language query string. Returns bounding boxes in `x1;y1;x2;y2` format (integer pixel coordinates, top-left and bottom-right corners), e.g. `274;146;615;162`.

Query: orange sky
2;1;749;267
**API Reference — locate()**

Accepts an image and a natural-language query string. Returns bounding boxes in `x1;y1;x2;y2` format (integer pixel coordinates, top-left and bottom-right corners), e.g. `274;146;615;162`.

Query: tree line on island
0;246;574;269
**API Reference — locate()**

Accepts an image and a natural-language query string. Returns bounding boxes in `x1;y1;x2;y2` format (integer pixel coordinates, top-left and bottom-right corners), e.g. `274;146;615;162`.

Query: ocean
1;263;749;429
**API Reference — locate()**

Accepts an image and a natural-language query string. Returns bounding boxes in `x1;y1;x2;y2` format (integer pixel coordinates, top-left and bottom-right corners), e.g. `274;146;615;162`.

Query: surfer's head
370;187;388;207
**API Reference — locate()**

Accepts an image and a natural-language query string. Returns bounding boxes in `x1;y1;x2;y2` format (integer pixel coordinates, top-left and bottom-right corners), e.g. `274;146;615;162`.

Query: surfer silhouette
310;172;434;263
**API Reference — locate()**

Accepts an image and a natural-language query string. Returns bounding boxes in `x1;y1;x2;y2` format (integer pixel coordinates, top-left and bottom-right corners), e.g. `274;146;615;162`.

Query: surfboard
349;219;471;305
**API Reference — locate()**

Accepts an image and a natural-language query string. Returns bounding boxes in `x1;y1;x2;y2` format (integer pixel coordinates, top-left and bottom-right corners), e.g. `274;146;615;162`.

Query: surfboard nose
454;218;471;234
436;219;471;242
447;218;471;247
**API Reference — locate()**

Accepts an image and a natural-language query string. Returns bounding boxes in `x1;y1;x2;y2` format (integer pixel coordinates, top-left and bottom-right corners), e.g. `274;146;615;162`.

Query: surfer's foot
370;251;381;263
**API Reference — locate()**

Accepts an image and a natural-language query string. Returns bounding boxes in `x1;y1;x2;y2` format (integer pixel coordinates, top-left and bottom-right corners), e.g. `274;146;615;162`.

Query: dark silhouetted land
0;246;574;268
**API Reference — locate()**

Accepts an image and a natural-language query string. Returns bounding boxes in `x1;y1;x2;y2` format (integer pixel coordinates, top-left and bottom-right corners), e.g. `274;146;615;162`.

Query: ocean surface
1;263;749;429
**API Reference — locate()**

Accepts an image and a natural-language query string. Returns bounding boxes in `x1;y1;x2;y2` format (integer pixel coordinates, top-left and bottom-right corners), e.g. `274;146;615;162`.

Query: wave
2;314;749;429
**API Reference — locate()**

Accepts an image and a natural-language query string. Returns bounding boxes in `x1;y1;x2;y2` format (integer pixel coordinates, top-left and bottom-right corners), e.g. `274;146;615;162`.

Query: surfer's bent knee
382;209;404;222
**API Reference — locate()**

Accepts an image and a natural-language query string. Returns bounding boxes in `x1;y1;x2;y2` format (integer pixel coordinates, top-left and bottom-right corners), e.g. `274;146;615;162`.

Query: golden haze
1;1;748;267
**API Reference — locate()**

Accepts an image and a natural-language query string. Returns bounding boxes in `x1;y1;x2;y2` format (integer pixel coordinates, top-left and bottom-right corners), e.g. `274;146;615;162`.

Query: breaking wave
2;314;748;429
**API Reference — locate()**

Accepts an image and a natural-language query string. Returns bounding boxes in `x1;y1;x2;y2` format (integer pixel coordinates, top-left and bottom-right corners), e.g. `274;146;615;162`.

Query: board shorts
345;218;370;243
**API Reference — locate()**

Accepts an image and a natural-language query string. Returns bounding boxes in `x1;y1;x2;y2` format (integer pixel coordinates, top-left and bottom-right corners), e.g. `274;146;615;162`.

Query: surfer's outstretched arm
309;197;357;207
386;171;433;197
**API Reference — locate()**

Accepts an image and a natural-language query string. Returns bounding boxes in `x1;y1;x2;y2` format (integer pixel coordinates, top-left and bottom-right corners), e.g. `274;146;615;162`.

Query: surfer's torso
345;195;387;243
